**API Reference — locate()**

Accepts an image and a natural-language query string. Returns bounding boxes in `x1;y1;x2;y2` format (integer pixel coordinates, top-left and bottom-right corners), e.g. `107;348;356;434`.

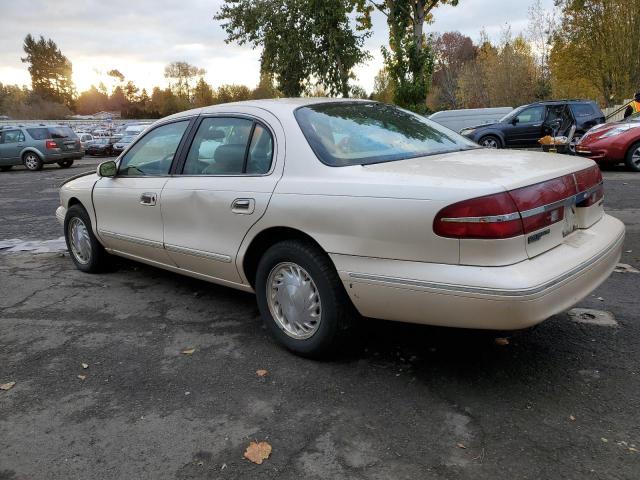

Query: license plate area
562;204;578;237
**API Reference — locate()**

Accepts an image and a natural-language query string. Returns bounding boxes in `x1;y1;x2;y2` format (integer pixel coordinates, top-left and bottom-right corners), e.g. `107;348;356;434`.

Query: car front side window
516;106;544;124
118;121;189;176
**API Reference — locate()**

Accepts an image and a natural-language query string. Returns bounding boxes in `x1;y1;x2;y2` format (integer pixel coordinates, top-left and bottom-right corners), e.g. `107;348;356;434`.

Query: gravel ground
0;157;639;480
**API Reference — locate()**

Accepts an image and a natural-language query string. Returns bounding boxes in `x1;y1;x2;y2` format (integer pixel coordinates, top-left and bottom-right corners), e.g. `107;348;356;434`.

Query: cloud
0;0;555;93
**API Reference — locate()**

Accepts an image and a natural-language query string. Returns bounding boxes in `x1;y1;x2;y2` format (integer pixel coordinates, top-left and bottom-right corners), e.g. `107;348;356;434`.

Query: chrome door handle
231;198;255;214
140;192;157;206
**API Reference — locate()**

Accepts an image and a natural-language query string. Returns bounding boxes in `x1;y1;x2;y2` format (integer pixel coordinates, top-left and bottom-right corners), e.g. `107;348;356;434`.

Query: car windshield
295;102;478;166
499;106;525;123
94;139;108;144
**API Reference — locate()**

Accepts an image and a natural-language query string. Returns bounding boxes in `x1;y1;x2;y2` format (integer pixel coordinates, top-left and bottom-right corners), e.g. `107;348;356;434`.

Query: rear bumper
43;152;84;163
333;214;625;330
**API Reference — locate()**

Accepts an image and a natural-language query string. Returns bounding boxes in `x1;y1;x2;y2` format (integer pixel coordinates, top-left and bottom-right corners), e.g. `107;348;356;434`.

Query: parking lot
1;157;639;479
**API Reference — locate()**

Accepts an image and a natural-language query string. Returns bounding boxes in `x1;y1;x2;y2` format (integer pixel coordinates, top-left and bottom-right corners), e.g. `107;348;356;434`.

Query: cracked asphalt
1;158;639;479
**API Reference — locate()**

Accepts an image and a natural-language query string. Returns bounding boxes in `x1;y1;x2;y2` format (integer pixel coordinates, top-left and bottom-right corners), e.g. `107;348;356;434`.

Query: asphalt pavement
1;156;639;480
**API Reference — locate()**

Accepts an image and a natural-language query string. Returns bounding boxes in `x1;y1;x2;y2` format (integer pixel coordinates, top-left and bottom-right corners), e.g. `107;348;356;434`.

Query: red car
576;113;640;171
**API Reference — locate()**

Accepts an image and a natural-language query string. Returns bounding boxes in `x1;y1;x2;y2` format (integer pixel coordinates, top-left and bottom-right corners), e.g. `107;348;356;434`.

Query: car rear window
295;102;477;166
48;126;77;139
26;128;49;140
571;103;597;117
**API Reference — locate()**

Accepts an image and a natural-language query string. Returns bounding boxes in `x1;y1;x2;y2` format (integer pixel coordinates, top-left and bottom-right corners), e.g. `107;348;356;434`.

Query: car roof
162;97;374;122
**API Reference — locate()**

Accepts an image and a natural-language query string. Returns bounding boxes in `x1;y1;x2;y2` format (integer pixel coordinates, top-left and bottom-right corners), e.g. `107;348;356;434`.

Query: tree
192;77;215;107
371;68;394;103
358;0;459;112
107;69;125;83
76;85;110;115
215;84;252;104
251;72;280;99
552;0;640;106
164;61;206;100
527;0;556;100
215;0;370;97
429;31;475;110
21;34;75;108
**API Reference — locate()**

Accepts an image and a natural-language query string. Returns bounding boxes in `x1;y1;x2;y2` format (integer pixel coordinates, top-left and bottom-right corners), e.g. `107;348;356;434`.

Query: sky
0;0;555;95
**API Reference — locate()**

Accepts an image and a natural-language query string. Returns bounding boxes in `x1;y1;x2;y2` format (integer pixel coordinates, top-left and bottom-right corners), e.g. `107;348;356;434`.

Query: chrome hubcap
24;155;38;169
68;217;91;265
266;262;322;340
482;138;498;148
632;147;640;168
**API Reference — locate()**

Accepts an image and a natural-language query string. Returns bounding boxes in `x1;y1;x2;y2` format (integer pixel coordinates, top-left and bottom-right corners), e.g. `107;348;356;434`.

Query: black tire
64;204;109;273
478;135;501;149
0;166;12;172
57;159;74;168
625;142;640;172
255;240;354;358
23;152;43;171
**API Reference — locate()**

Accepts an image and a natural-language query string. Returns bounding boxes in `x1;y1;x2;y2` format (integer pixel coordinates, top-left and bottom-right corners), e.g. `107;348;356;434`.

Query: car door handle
231;198;255;214
140;192;157;206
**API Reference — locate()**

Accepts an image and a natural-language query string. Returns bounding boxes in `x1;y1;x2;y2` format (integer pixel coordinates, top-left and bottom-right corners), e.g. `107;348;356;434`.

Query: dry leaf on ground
81;363;89;369
0;381;16;391
256;369;268;377
244;441;272;464
181;348;196;355
494;337;510;346
456;442;467;449
569;415;576;421
77;375;87;380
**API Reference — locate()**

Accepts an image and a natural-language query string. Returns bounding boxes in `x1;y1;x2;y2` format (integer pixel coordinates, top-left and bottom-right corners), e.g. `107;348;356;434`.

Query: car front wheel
625;142;640;172
64;204;108;273
23;152;43;171
255;240;354;357
57;160;74;168
479;135;501;149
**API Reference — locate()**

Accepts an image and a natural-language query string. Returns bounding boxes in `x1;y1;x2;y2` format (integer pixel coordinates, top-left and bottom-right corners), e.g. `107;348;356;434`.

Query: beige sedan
56;99;625;356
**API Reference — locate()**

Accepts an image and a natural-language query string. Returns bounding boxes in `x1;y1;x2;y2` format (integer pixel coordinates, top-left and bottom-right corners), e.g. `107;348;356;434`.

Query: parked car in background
112;135;136;155
576;113;640;171
429;107;513;133
77;132;96;150
56;99;623;357
85;137;118;156
123;123;151;136
460;100;605;151
0;124;82;171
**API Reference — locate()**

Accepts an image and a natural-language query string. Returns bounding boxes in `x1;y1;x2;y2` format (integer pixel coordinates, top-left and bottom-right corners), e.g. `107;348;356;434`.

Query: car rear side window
118;120;189;176
26;128;49;140
571;103;597;117
48;126;77;139
182;117;273;175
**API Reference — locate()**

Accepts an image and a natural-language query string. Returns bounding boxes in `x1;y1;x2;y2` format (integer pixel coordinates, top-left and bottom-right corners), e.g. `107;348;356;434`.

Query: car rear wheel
255;240;354;358
625;142;640;172
57;160;74;168
64;204;108;273
0;166;12;172
479;135;501;149
23;152;43;171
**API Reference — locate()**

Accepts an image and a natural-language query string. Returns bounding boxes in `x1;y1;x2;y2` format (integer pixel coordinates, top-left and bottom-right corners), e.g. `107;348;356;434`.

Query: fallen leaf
256;369;268;377
0;381;16;391
494;337;510;346
77;375;87;380
569;415;576;421
601;437;608;443
456;442;467;449
81;363;89;369
244;441;272;464
614;263;639;274
629;447;638;453
181;348;196;355
597;297;604;302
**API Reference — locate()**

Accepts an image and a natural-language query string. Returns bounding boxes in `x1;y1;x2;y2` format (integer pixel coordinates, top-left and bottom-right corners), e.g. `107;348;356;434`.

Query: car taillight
508;175;576;234
434;166;605;240
45;140;57;149
434;192;524;239
575;165;604;207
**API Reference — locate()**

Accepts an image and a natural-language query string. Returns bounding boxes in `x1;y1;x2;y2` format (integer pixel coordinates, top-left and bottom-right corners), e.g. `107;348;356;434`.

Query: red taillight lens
434;192;524;239
575;165;604;207
45;140;57;149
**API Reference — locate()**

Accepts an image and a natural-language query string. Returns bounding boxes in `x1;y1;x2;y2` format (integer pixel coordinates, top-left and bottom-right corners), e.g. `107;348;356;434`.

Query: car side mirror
511;117;519;125
97;160;117;177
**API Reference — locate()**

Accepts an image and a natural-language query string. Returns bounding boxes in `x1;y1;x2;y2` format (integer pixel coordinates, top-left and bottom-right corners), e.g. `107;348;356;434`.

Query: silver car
0;125;83;171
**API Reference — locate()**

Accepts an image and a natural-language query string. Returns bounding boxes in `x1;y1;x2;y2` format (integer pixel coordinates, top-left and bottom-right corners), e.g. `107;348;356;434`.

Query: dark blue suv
460;100;605;152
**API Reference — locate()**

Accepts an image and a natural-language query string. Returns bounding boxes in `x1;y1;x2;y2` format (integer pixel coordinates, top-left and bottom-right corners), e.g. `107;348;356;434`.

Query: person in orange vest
624;92;640;119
